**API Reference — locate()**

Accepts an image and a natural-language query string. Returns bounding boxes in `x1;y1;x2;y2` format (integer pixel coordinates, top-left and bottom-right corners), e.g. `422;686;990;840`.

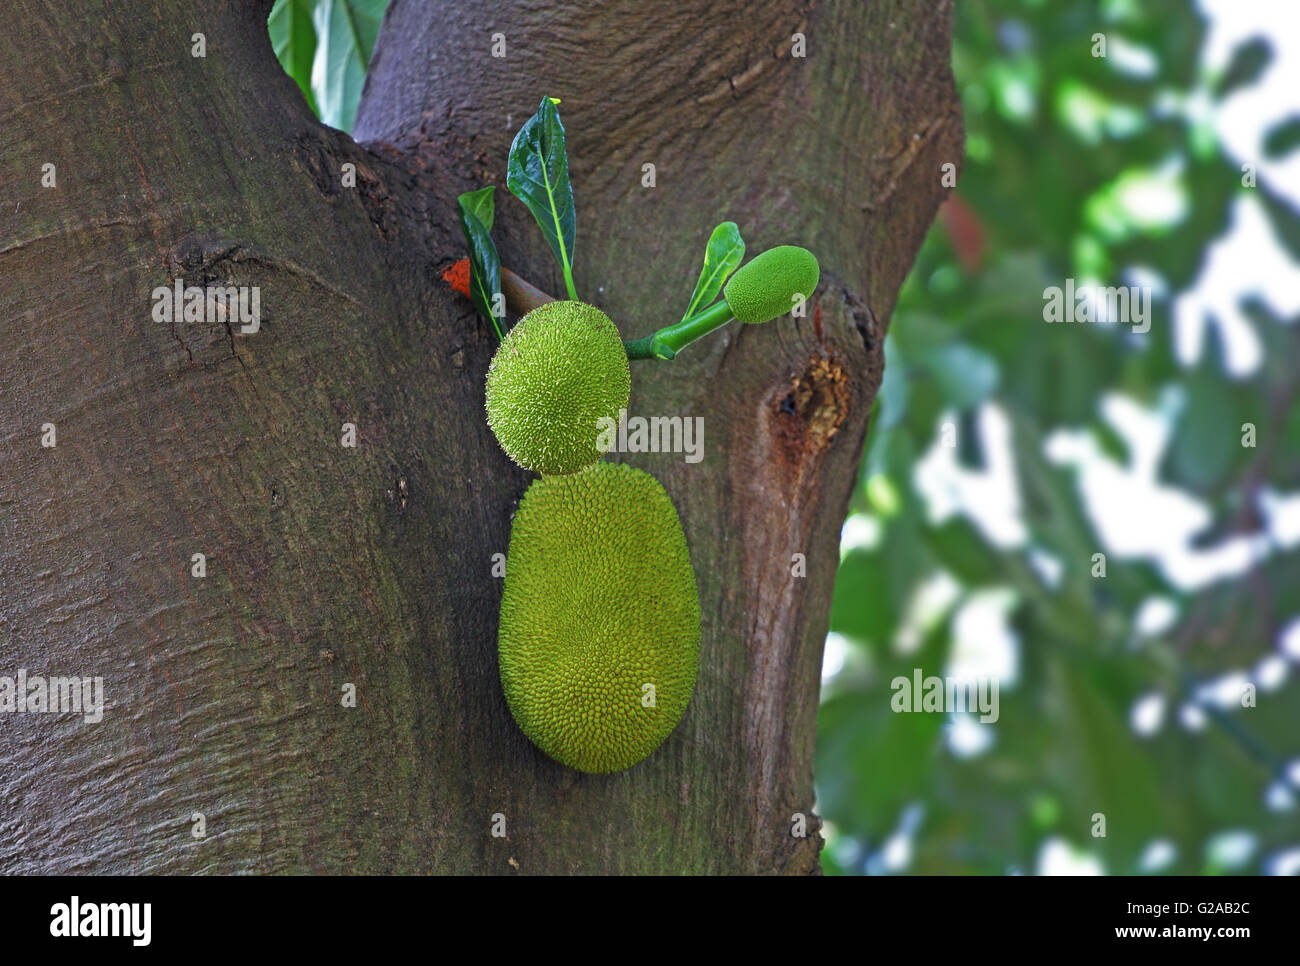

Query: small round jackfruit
499;462;701;773
723;245;820;324
485;301;630;476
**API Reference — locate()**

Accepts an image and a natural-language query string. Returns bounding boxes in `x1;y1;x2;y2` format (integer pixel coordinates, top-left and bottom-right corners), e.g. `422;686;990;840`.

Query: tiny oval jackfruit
723;245;820;324
498;462;701;773
485;300;630;476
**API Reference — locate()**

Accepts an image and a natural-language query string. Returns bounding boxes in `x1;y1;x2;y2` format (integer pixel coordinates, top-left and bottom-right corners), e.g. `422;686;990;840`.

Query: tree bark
0;0;960;873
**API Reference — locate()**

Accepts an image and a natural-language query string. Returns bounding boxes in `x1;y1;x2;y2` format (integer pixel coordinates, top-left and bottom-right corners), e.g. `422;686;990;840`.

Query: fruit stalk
501;266;555;315
621;300;736;360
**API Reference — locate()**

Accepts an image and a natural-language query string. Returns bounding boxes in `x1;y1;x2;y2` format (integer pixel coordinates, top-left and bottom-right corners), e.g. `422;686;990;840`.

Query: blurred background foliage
819;0;1300;875
272;0;1300;875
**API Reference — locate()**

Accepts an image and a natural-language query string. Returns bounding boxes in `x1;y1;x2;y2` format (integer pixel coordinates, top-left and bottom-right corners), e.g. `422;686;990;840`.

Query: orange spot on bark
443;258;472;298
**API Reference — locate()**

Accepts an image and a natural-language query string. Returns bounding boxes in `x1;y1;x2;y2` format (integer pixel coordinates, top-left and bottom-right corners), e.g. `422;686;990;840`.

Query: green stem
562;263;577;300
623;299;735;360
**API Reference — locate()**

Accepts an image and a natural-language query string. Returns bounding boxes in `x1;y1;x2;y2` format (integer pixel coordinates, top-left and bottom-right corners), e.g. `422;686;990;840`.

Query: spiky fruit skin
723;245;820;324
499;463;701;774
485;301;631;476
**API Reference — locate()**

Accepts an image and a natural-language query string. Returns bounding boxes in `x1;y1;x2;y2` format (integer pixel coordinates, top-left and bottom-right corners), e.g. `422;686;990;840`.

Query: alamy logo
1042;278;1150;333
0;669;104;723
152;277;260;333
891;668;1000;723
595;409;704;464
50;897;151;947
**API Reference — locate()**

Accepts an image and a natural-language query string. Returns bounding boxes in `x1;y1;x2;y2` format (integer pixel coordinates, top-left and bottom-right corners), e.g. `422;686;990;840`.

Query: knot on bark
771;353;851;470
291;132;397;240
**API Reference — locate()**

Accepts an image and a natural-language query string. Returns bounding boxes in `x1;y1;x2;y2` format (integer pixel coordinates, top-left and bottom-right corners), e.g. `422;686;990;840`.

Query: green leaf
457;187;503;340
1213;36;1271;100
1263;116;1300;159
459;185;495;233
1050;663;1184;862
815;691;945;840
311;0;388;133
815;616;950;842
268;0;318;116
924;518;1001;586
507;97;577;298
1090;416;1129;465
875;335;909;432
681;222;745;321
916;341;1000;408
1165;367;1238;491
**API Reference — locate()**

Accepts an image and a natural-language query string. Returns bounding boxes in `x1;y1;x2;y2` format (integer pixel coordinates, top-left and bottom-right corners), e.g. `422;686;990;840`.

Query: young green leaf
268;0;318;116
457;186;504;341
681;221;745;321
507;96;577;299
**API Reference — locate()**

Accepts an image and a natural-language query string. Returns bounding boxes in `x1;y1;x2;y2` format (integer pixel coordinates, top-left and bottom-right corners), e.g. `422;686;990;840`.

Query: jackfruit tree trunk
0;0;961;873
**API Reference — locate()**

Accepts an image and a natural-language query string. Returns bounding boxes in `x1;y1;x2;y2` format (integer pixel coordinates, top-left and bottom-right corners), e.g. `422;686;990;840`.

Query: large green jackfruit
498;462;701;773
485;300;630;476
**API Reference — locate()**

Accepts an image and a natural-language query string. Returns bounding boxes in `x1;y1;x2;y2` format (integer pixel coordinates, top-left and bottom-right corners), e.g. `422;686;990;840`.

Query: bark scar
770;354;851;487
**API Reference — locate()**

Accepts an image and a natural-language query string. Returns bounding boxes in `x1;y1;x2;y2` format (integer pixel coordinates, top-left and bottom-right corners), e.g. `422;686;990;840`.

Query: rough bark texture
0;0;961;873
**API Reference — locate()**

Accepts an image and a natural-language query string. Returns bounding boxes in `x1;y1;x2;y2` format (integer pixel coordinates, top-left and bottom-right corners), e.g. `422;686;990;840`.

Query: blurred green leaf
1213;37;1272;99
916;342;1000;409
1164;365;1241;492
924;519;1001;586
268;0;318;115
311;0;387;132
817;692;946;841
1262;116;1300;159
